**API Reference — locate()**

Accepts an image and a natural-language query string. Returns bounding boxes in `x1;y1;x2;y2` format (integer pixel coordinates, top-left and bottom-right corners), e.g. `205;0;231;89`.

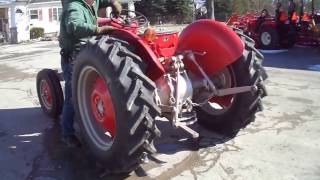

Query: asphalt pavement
0;41;320;180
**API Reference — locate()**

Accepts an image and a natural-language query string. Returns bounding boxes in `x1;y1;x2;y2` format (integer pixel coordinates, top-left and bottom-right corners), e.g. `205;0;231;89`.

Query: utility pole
193;0;196;21
206;0;215;19
312;0;315;15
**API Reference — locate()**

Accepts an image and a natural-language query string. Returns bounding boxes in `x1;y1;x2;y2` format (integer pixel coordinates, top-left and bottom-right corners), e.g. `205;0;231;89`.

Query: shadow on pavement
262;46;320;71
0;107;128;180
154;120;234;154
0;107;234;180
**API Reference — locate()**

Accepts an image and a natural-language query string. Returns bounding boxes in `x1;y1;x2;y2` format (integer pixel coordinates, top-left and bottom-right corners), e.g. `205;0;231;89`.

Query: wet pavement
0;41;320;180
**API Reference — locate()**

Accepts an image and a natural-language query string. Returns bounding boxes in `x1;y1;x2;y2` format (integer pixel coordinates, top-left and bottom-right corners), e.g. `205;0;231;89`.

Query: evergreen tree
232;0;250;14
166;0;193;23
206;0;215;19
136;0;193;24
135;0;167;18
215;0;232;21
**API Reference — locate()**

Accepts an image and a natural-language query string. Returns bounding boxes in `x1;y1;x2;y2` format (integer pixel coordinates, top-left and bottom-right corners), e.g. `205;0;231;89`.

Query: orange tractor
227;0;320;49
36;10;267;173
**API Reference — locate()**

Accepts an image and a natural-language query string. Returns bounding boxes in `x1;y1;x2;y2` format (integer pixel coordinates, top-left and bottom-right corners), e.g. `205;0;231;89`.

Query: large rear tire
72;36;160;173
280;29;297;48
196;39;267;135
259;27;279;49
36;69;64;119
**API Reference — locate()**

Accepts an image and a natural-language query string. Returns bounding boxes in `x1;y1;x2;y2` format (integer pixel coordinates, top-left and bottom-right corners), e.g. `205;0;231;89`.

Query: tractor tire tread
234;39;267;131
196;32;268;136
73;35;160;174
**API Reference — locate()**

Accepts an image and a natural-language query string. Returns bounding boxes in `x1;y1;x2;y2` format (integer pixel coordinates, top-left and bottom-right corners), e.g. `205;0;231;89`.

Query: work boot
61;135;81;148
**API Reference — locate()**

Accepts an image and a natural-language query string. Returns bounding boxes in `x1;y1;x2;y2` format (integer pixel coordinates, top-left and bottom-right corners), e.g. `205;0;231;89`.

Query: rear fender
177;20;244;76
110;29;165;80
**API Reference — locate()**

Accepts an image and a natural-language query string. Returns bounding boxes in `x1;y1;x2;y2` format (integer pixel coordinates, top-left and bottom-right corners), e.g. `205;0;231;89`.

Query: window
15;9;23;14
29;10;38;20
0;8;8;18
53;8;62;21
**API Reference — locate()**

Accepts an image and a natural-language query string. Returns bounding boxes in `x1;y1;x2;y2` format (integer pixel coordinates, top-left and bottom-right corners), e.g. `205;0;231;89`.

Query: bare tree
206;0;215;19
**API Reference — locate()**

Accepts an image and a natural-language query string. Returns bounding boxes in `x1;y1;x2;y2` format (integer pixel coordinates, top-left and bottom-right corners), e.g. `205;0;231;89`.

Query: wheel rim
77;66;116;151
40;79;53;110
261;32;272;45
201;67;236;115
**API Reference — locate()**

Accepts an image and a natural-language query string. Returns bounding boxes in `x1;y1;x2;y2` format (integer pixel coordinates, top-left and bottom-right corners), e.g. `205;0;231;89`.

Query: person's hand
96;25;116;35
112;1;122;17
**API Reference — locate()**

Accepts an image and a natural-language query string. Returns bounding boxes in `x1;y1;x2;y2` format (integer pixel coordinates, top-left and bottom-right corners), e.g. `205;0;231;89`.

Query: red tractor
227;0;320;49
36;10;267;173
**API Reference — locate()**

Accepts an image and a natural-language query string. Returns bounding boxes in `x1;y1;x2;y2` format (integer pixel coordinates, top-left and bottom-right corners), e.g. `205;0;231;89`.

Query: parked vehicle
227;0;320;49
36;10;268;173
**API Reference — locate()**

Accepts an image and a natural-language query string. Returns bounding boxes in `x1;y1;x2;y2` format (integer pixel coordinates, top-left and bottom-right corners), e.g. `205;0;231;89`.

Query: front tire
196;39;267;135
72;36;160;173
36;69;63;118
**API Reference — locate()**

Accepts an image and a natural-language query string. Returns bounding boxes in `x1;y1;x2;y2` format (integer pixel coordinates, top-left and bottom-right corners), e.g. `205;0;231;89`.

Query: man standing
59;0;122;147
288;0;296;22
255;9;269;32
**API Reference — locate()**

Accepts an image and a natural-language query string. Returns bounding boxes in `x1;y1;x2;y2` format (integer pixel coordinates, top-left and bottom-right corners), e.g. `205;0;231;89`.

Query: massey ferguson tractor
227;0;320;49
36;10;267;173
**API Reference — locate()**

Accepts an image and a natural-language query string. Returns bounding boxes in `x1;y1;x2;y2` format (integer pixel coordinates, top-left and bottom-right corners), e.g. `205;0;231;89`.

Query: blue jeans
61;55;75;137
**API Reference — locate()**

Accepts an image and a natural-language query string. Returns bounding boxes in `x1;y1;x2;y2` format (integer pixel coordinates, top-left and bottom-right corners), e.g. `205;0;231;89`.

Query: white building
0;0;136;44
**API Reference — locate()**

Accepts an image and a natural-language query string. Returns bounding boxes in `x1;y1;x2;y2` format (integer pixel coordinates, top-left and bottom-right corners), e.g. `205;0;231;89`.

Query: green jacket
59;0;113;53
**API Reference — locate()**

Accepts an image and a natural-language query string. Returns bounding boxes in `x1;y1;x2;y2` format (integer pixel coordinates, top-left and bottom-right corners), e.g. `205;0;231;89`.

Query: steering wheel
110;9;149;28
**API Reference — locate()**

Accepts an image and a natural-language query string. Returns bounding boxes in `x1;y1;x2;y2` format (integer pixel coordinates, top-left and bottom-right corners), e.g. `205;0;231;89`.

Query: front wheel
259;27;279;49
196;40;267;135
72;36;160;173
36;69;63;118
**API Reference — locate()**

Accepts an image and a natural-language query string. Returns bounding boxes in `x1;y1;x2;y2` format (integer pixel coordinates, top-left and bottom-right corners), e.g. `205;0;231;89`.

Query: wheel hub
78;66;117;151
96;99;104;117
204;67;236;115
40;80;52;109
90;76;115;137
261;32;272;45
92;94;105;122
